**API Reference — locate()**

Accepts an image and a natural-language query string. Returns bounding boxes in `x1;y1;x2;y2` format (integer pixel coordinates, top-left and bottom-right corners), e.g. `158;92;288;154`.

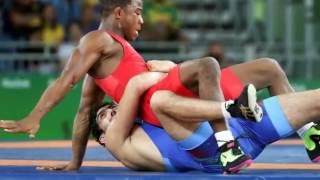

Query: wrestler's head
100;0;144;41
90;102;118;146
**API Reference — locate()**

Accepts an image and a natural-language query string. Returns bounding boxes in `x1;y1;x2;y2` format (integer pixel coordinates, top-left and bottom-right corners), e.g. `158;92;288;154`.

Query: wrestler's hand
36;162;79;171
0;118;40;138
147;60;176;72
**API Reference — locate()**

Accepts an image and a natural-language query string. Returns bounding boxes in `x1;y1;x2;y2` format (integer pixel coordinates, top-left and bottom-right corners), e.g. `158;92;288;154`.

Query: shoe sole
247;84;263;122
224;159;253;174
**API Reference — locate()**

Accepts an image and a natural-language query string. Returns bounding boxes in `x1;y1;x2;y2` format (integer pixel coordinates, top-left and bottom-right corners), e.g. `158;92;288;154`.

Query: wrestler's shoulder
80;30;113;46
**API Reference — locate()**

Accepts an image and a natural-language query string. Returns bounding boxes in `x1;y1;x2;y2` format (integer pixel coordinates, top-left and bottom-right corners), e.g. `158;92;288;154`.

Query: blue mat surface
0;141;319;180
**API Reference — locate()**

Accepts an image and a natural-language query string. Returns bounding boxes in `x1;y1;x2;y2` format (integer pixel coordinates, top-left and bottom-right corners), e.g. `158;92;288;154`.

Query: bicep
60;48;99;85
60;32;108;85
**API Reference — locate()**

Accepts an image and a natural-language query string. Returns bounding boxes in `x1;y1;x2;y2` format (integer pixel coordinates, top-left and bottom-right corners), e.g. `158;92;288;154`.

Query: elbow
56;75;78;91
126;77;143;94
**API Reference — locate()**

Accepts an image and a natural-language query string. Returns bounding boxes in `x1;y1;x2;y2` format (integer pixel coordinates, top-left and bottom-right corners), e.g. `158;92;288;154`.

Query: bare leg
231;58;317;138
230;58;293;95
279;89;320;129
151;88;320;142
179;57;227;132
151;90;223;140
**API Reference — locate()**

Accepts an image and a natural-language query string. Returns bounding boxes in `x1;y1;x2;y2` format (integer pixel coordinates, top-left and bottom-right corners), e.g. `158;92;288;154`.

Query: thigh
140;123;202;172
228;59;278;90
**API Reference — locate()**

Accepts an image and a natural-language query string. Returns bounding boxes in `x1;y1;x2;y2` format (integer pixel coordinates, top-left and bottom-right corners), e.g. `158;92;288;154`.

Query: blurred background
0;0;319;140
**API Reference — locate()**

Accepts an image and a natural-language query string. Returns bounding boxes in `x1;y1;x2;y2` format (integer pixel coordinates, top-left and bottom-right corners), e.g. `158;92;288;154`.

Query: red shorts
140;66;244;127
140;65;196;126
220;67;244;100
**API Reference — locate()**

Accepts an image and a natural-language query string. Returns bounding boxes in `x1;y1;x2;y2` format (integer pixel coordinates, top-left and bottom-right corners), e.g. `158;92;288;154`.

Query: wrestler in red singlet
93;32;244;126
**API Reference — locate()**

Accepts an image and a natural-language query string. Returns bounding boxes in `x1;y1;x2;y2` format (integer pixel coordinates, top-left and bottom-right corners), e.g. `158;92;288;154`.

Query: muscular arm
36;75;105;171
105;72;165;159
70;75;105;169
0;30;112;137
147;60;177;72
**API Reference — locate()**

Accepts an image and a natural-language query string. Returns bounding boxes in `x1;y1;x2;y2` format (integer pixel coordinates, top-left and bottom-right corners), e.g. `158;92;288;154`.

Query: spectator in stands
2;0;43;40
41;3;65;46
252;0;266;42
80;4;100;34
0;1;4;39
141;0;182;41
204;41;231;68
40;0;83;27
58;20;83;70
84;0;99;7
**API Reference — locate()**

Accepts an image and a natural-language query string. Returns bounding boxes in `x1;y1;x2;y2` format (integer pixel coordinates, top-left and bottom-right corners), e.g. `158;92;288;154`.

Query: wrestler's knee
260;58;287;80
150;90;174;113
198;57;220;76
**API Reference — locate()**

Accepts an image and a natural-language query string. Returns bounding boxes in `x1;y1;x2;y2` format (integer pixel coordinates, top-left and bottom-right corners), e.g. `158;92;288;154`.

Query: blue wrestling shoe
226;84;263;122
303;124;320;162
219;140;253;174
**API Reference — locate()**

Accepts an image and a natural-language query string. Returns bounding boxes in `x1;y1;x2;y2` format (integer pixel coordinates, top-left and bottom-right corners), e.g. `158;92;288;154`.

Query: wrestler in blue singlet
140;96;295;172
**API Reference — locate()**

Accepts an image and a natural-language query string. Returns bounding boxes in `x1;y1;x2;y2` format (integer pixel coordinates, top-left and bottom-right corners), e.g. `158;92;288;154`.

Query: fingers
2;124;21;133
29;133;35;139
3;128;21;133
28;126;39;139
36;164;69;171
36;166;62;171
0;120;19;129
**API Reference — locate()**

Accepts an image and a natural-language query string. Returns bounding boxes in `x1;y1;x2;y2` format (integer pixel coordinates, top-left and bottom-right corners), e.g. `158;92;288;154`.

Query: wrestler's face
96;104;118;132
120;0;144;41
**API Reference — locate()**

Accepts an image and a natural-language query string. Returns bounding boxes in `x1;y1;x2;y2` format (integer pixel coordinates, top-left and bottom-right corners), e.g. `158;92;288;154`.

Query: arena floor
0;139;319;179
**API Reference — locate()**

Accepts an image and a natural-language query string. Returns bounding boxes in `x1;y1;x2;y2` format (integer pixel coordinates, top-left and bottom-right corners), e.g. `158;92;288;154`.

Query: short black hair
99;0;132;17
90;101;116;147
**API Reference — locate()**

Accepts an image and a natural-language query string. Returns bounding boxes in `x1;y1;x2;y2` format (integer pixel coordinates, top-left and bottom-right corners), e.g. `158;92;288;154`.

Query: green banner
0;74;82;140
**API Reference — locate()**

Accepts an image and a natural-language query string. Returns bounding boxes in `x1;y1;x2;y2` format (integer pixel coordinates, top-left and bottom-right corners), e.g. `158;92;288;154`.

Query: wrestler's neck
99;17;124;38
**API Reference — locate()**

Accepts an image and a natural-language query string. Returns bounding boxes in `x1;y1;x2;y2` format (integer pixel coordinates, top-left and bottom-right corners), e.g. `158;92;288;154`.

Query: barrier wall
0;75;81;140
0;74;319;140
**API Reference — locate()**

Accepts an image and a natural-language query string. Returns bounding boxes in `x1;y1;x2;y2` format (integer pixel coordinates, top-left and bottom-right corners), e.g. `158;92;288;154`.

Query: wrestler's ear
113;7;123;20
99;134;106;144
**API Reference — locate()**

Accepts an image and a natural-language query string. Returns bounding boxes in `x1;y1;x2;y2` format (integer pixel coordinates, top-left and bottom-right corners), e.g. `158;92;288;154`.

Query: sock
297;122;315;138
214;130;234;147
221;101;233;120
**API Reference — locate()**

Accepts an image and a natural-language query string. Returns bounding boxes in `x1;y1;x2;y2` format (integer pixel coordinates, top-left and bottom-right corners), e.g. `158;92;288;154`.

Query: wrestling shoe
219;140;252;174
303;124;320;162
225;84;263;122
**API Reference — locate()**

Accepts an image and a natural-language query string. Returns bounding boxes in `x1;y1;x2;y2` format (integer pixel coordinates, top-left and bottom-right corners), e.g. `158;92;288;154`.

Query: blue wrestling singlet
140;96;295;172
229;96;295;158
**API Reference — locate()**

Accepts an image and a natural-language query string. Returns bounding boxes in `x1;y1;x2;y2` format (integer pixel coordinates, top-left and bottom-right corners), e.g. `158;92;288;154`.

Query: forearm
106;72;165;150
70;111;91;168
27;78;73;121
147;60;176;72
69;75;105;168
106;83;141;153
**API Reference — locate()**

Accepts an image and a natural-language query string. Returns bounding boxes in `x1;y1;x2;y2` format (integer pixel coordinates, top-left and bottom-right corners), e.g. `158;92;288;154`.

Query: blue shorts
140;96;295;172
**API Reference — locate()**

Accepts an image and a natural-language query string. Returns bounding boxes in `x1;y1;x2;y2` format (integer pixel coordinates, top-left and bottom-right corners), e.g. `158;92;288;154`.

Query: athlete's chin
126;31;139;41
134;30;140;38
